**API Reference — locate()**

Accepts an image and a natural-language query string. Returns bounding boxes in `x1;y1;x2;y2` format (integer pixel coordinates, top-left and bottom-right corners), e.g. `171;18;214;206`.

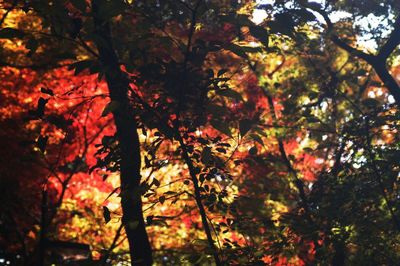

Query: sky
252;0;393;51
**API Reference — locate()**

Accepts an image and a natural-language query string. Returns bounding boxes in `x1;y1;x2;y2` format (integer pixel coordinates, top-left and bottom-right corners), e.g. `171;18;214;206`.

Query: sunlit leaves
2;0;400;265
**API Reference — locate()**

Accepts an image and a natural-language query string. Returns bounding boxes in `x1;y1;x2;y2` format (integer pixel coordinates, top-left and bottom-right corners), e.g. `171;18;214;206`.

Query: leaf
201;147;212;165
102;206;111;224
226;44;261;58
306;115;320;123
26;38;38;57
153;178;160;187
217;69;228;77
40;87;54;96
159;196;166;204
239;119;253;137
210;120;232;137
249;25;269;47
37;135;49;153
36;97;48;117
250;134;264;145
216;147;226;153
249;146;258;155
216;89;243;101
84;207;95;216
68;60;96;75
101;101;120;117
104;187;120;202
268;12;296;37
151;219;168;227
362;98;380;108
0;28;25;39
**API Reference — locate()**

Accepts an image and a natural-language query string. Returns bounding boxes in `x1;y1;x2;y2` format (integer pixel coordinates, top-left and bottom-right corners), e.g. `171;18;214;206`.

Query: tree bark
91;1;152;265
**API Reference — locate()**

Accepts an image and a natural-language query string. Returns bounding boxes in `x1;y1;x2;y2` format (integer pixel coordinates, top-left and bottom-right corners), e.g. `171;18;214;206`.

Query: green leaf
0;28;25;39
206;104;229;117
216;89;243;101
210;120;232;137
239;119;253;137
102;206;111;223
101;101;120;117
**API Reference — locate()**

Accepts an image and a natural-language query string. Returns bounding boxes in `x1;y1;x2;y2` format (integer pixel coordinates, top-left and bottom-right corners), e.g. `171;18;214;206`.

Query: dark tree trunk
332;241;345;266
38;189;47;266
91;1;153;265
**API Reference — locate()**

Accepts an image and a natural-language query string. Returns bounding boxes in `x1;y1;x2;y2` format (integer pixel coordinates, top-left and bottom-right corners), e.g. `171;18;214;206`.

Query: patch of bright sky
252;0;392;52
252;0;352;25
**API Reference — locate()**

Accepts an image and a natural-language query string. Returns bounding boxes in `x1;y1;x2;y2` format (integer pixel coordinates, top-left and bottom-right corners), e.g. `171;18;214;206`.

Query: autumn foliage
1;1;400;265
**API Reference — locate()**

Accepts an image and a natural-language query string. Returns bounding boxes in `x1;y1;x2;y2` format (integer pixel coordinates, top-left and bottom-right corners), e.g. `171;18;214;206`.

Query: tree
1;0;400;265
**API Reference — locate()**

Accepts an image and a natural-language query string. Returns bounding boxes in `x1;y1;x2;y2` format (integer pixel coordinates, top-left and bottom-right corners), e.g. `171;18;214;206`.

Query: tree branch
309;6;400;103
378;15;400;60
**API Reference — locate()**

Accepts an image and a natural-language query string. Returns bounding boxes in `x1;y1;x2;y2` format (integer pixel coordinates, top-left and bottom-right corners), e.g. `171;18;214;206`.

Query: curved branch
309;6;400;103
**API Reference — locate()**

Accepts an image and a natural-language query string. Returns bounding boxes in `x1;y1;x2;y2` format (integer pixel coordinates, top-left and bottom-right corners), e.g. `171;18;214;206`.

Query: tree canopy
1;0;400;265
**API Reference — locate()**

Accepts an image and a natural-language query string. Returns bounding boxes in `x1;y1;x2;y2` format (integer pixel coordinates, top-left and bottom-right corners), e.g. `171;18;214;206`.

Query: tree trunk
332;241;345;266
38;189;47;266
91;1;153;265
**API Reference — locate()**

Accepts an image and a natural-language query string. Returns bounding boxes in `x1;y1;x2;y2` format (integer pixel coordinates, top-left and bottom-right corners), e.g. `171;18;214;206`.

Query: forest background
1;0;400;265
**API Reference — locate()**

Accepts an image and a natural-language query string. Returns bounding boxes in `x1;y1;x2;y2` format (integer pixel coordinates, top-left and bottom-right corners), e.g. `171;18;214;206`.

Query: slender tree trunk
176;131;222;266
38;189;47;266
91;1;152;265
